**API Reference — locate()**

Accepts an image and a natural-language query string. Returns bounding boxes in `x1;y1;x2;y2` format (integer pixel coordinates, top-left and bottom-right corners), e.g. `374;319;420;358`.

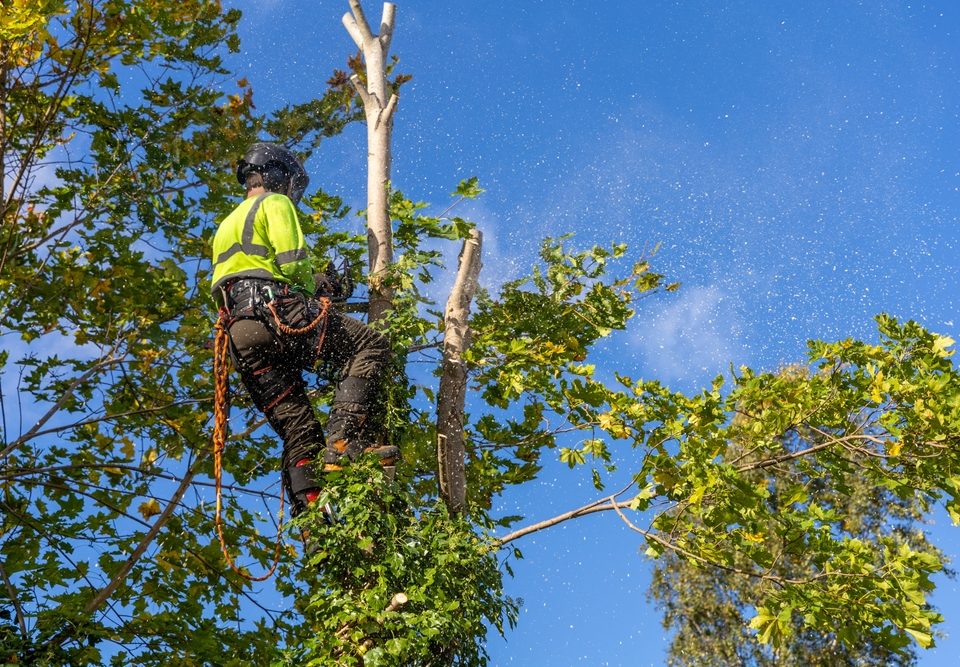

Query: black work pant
226;296;390;501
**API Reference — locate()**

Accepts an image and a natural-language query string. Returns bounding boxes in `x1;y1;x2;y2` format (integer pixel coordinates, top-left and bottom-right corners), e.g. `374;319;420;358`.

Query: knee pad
333;375;376;405
327;375;384;448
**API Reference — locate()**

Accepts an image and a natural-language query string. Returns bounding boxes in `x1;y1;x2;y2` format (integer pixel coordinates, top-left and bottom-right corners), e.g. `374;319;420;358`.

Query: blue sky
232;1;960;664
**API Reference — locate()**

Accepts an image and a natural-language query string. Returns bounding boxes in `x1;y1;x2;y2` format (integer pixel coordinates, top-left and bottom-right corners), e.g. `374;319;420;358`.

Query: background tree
647;368;944;666
0;0;361;663
3;2;960;667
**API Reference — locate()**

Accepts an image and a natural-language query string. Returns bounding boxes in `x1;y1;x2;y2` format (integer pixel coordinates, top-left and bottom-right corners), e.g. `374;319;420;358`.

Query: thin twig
0;352;125;459
45;456;199;648
0;561;26;638
495;481;636;547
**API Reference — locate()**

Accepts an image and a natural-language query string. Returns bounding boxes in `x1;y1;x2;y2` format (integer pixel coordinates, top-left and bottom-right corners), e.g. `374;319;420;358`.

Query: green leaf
453;176;484;199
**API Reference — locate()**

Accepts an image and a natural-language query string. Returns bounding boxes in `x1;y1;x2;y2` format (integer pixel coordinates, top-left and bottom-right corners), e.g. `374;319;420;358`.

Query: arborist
211;142;397;520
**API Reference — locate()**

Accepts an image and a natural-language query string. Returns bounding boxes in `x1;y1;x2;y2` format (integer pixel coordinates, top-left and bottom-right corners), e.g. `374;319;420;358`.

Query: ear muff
261;163;289;192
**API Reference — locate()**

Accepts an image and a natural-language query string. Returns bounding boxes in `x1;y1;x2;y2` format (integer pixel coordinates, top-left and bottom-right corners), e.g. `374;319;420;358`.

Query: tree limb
349;73;371;107
436;230;482;515
0;560;26;639
45;458;199;648
0;353;125;459
378;3;396;51
341;13;364;48
734;440;834;473
495;482;635;547
347;0;375;42
343;0;398;323
377;93;399;130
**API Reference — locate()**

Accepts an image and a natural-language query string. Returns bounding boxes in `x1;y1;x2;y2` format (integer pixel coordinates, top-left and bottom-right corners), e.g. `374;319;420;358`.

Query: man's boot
322;437;399;471
322;376;398;472
284;458;336;556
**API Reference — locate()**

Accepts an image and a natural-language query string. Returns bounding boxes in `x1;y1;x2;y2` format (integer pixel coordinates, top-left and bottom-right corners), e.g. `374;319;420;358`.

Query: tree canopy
2;2;960;666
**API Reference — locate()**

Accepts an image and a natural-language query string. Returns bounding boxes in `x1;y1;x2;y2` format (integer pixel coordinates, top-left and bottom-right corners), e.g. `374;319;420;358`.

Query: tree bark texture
436;229;482;515
342;1;398;323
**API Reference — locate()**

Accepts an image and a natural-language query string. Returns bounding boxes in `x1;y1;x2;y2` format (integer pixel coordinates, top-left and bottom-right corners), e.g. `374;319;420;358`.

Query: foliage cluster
281;462;517;667
3;2;960;667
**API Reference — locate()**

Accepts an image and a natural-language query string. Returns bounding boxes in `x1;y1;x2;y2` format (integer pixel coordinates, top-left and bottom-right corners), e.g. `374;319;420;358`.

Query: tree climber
211;142;397;520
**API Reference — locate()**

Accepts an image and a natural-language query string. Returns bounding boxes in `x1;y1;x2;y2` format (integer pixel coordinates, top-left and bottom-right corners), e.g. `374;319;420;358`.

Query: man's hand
314;259;354;302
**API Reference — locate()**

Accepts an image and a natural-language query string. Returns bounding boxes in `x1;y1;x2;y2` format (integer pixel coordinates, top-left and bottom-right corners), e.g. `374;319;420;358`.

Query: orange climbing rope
267;296;331;340
210;295;332;581
212;313;284;582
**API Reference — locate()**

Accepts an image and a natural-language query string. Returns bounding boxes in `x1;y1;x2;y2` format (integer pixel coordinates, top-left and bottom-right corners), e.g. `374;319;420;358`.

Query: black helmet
236;142;310;205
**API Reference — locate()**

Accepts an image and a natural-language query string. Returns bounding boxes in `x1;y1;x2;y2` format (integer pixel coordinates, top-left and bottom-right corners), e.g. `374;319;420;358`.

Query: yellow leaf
933;334;955;357
653;468;678;490
905;627;934;648
121;438;135;460
142;448;158;466
689;484;707;504
598;412;629;438
888;440;903;457
138;498;161;520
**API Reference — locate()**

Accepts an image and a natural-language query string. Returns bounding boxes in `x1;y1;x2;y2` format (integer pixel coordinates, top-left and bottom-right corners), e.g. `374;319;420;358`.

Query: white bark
436;229;483;514
342;1;398;323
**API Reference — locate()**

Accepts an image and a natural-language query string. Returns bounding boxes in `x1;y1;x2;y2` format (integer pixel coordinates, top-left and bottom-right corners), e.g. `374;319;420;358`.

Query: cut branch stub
437;229;483;515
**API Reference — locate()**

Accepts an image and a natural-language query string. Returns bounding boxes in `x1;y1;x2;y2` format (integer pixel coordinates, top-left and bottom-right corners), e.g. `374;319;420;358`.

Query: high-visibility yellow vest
211;192;314;299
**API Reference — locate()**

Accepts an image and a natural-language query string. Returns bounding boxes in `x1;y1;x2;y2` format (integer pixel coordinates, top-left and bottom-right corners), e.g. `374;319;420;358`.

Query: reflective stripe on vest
275;247;307;265
213;193;270;266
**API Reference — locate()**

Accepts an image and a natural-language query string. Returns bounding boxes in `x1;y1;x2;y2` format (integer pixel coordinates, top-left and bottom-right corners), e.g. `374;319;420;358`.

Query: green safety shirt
210;192;314;301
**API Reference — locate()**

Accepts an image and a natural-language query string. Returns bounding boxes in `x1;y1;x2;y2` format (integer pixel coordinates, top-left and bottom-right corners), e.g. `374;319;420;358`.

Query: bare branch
379;3;396;51
495;482;636;547
349;73;371;107
0;561;26;639
338;590;409;652
376;93;399;130
437;230;482;514
347;0;375;42
341;12;364;49
385;591;407;613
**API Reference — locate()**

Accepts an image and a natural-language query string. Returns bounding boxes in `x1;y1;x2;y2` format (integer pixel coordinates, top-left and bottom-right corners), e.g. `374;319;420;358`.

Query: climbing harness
211;289;332;580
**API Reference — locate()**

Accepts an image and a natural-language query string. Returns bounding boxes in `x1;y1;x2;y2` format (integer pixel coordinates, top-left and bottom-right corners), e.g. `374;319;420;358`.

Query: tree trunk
1;46;7;206
436;230;482;515
342;0;398;324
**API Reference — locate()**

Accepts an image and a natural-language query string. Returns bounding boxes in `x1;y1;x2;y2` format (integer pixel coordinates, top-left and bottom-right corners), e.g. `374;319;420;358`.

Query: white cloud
633;285;742;384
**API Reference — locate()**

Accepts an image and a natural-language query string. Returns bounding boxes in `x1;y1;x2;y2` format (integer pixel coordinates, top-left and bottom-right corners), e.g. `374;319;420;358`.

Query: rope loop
267;295;331;341
212;311;285;582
